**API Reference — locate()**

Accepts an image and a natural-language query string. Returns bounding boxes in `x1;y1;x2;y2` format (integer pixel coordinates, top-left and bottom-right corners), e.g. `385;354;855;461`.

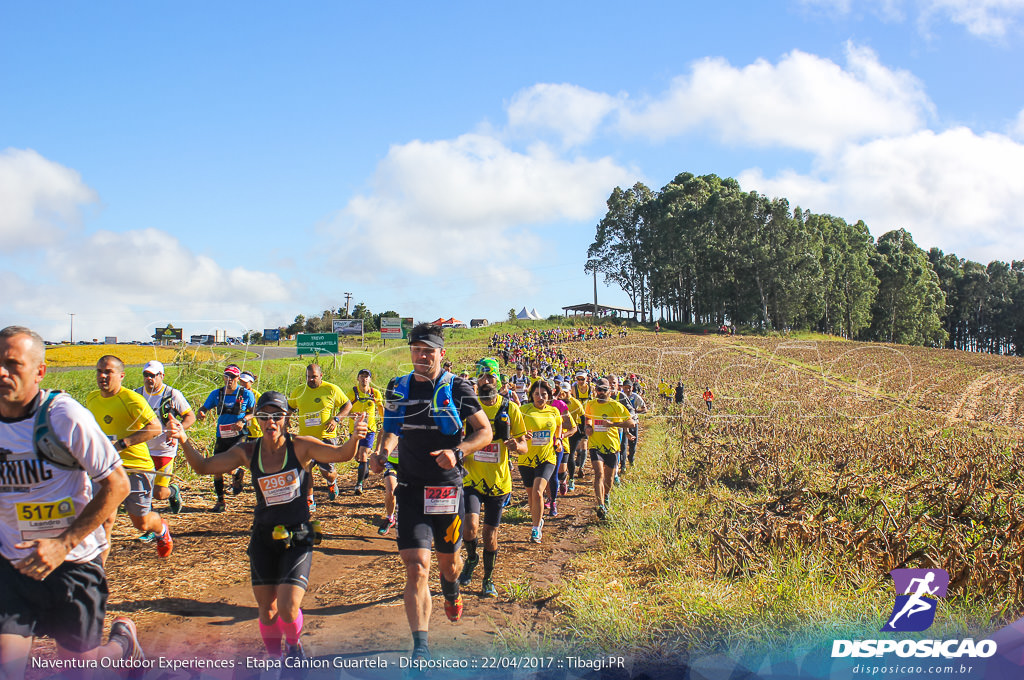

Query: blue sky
3;1;1024;341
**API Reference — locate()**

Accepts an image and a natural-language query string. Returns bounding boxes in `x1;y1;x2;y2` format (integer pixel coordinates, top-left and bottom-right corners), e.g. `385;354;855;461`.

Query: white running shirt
0;395;122;564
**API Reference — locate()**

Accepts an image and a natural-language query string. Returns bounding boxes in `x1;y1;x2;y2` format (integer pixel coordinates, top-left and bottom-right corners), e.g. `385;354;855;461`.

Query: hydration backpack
33;389;81;470
382;371;462;437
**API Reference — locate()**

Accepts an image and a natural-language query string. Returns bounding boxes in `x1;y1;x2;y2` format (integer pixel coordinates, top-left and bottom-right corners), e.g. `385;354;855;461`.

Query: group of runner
0;322;665;677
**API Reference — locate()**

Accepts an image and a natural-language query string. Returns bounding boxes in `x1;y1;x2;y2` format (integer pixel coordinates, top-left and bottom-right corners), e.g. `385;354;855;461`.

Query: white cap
143;360;164;375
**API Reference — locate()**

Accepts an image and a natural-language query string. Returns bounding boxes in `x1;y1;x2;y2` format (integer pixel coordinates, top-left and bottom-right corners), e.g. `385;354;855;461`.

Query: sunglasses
255;412;287;422
143;372;159;378
595;386;610;392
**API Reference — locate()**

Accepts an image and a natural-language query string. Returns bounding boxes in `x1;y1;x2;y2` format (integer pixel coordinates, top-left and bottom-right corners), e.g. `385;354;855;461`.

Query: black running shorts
0;556;107;653
395;483;464;554
465;488;510;528
518;462;555;489
248;527;313;589
589;449;619;468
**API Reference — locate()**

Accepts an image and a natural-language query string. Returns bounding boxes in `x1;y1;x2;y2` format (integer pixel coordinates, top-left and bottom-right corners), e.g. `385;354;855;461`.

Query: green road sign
296;333;338;355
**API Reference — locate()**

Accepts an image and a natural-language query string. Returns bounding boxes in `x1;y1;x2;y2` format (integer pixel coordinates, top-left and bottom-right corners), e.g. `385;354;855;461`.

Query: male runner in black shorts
0;326;142;679
370;324;492;665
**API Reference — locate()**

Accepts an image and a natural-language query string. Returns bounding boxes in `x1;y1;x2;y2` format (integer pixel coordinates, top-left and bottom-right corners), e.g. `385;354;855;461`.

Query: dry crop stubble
554;331;1024;655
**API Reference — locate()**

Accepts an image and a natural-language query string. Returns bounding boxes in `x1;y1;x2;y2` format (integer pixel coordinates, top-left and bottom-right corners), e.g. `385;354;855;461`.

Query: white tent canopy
517;307;542;320
530;308;542;320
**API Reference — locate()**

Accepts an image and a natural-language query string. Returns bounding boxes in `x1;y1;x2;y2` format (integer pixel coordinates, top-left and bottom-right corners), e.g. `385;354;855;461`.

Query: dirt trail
31;471;602;671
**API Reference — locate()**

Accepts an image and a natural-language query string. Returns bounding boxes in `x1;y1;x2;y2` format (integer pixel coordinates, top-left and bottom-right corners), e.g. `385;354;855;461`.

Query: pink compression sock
278;610;303;645
259;620;283;656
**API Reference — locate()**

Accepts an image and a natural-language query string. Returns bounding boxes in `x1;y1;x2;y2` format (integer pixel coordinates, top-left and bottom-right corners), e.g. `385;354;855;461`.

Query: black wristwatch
453;447;464;464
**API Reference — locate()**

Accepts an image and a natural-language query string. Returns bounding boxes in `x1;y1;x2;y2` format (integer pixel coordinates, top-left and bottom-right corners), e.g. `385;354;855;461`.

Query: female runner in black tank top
169;391;367;660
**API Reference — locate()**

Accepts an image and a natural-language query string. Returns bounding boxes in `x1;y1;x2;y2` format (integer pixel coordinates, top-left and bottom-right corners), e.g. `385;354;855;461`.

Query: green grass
554;415;1002;657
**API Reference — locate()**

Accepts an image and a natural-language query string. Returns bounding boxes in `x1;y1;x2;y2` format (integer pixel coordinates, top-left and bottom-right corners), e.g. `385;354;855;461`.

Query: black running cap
256;391;289;412
409;330;444;348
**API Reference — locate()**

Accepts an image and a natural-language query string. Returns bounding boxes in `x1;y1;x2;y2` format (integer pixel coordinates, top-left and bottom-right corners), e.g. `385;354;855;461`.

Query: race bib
593;419;610;432
475;442;500;464
218;423;239;438
424;486;459;515
17;498;76;540
304;415;321;428
258;469;302;506
531;430;551;447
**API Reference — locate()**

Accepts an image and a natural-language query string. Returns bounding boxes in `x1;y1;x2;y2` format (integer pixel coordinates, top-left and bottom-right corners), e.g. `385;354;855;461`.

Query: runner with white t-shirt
0;326;143;679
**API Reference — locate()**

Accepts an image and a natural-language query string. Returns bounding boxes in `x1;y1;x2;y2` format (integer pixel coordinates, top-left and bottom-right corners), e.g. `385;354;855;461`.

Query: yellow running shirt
518;404;562;468
584;399;631;455
85;388;158;471
349;384;384;432
246;389;263;438
565;395;585;428
464;396;525;497
288;382;349;439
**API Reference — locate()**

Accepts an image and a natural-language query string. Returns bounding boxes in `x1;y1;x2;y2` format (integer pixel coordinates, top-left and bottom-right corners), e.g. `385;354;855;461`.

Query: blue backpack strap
382;373;411;436
431;371;463;436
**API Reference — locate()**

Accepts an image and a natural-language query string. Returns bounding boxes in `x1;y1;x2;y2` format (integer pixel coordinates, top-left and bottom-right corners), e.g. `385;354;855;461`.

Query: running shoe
155;519;173;558
559;482;567;495
231;468;245;495
596;505;607;520
327;482;337;501
550;501;558;517
377;516;396;535
481;578;498;598
458;555;479;586
444;594;464;622
211;499;226;513
284;641;306;662
168;483;183;514
614;475;621;486
307;497;317;514
109;617;145;662
530;527;542;543
604;493;610;506
136;531;157;543
355;483;363;496
567;480;575;492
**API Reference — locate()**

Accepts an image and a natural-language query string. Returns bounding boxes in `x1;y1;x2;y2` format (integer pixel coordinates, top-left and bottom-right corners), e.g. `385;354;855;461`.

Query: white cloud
0;148;97;249
800;0;1024;38
507;83;624;147
0;229;296;341
919;0;1024;38
326;133;632;278
51;228;291;305
739;127;1024;262
617;43;930;154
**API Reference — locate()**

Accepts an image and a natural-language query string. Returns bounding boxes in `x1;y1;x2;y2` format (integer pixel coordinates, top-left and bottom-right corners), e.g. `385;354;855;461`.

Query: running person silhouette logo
882;568;949;632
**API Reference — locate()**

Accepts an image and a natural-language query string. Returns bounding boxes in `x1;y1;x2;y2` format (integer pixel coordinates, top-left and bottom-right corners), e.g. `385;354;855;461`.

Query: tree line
588;172;1024;354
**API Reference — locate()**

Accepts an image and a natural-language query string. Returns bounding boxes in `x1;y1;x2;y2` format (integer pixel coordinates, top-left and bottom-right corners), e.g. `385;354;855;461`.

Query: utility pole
344;292;353;316
69;313;75;343
592;269;598;319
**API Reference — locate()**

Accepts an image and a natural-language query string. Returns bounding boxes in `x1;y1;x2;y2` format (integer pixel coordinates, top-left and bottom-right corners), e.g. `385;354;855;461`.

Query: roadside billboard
380;317;414;340
333;319;364;337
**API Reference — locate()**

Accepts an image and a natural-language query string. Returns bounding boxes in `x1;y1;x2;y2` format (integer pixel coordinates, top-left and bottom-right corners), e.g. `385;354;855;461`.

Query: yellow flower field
44;344;220;368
